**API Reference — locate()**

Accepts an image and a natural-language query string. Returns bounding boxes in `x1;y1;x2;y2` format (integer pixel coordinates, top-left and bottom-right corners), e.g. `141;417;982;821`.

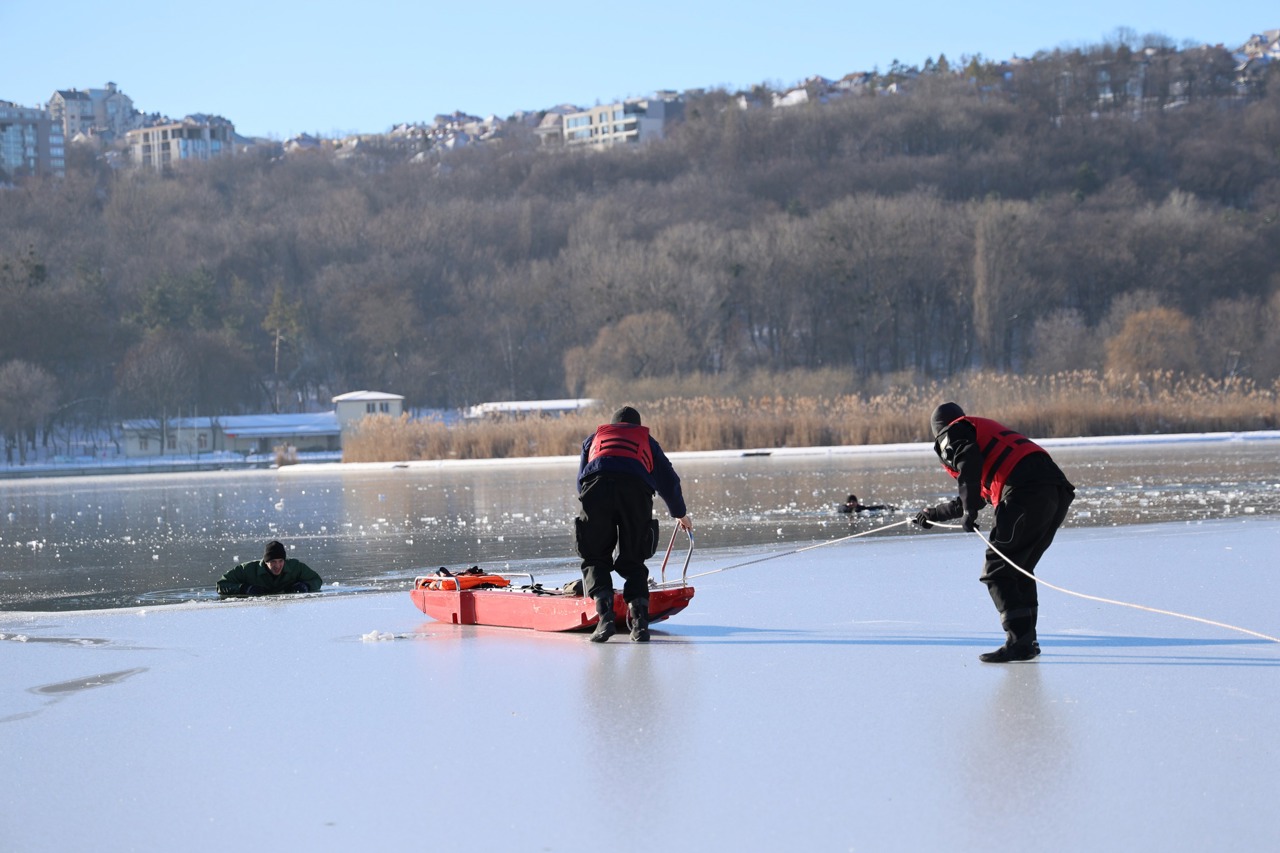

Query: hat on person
612;405;642;425
263;540;286;562
930;402;965;438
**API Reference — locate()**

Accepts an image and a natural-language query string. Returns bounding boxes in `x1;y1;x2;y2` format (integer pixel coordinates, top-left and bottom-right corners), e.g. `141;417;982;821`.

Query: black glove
912;509;934;530
962;514;980;533
290;581;310;593
242;584;264;596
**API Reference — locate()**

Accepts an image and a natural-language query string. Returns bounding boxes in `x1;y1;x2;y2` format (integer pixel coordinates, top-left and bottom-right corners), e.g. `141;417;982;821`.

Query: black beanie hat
930;402;965;438
612;405;641;425
263;540;286;562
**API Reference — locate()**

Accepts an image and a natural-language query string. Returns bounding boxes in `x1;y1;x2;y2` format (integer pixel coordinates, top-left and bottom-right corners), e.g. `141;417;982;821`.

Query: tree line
2;36;1279;458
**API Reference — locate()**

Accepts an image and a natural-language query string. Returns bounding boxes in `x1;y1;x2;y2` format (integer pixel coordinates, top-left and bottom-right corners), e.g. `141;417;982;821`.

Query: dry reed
341;371;1280;463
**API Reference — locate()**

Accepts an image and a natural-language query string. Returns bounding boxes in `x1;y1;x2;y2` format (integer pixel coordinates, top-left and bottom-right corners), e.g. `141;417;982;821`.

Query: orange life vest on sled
941;416;1046;505
587;423;654;473
416;568;511;591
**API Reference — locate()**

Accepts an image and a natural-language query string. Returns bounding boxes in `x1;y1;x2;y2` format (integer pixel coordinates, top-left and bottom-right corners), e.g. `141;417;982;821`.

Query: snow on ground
2;518;1278;852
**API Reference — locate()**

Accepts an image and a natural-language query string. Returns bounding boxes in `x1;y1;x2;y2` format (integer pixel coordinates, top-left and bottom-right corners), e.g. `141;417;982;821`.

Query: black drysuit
925;419;1075;647
575;425;686;606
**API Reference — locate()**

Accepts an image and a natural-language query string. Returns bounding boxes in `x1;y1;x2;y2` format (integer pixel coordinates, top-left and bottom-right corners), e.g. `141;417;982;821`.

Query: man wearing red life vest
912;402;1075;662
576;405;692;643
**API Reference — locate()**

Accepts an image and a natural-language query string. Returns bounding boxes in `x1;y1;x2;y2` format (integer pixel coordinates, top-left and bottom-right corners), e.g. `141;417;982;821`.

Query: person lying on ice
576;405;692;643
911;403;1074;663
838;494;898;514
216;539;323;596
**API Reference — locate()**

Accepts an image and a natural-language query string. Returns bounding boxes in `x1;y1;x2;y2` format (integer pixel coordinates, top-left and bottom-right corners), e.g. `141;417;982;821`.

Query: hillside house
46;82;137;141
0;101;64;179
126;114;235;170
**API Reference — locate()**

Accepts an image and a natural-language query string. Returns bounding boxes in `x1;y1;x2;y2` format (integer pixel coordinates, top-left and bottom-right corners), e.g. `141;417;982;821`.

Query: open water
2;435;1279;611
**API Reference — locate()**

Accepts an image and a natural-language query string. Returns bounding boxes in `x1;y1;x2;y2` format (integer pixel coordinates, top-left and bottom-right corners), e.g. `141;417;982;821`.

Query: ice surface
2;517;1278;852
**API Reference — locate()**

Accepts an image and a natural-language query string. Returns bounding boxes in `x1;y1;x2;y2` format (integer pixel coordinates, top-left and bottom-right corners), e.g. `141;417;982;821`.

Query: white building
333;390;405;431
46;82;136;141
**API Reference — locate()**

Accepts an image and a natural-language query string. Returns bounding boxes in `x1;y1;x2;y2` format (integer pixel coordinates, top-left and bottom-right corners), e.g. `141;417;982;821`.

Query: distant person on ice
911;402;1074;663
576;405;692;643
838;494;898;514
217;540;323;596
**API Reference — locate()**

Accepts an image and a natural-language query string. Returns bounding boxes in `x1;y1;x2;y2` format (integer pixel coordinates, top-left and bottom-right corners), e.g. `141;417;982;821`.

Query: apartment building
46;82;137;141
126;114;235;170
0;101;65;179
562;95;683;149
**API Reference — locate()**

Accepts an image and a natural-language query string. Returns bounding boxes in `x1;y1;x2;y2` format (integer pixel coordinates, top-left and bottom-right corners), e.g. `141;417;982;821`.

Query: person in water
911;402;1074;663
576;405;692;643
838;494;898;514
217;540;323;596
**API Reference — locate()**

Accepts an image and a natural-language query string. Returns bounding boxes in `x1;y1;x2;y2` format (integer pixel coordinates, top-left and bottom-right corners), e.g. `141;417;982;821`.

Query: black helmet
929;402;965;438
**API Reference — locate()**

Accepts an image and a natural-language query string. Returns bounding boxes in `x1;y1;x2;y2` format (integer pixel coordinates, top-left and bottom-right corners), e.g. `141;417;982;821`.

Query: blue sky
2;1;1276;139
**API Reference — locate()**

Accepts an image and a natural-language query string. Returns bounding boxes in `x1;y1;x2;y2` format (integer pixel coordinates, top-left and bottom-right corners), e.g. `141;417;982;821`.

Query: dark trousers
575;474;653;605
981;481;1075;642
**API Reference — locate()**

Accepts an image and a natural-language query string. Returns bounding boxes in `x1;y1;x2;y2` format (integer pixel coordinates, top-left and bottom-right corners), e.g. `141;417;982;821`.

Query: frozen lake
3;432;1280;611
2;433;1279;851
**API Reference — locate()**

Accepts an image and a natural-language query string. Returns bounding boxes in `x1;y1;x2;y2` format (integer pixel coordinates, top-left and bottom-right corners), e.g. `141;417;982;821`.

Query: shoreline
4;428;1280;483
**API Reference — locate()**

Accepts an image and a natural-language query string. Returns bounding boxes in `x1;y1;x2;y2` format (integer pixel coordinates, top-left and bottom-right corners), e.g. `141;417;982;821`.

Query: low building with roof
464;398;598;419
119;412;341;458
118;390;403;459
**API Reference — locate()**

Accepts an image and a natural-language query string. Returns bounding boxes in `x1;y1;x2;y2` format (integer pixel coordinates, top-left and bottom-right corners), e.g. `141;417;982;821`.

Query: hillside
1;38;1279;453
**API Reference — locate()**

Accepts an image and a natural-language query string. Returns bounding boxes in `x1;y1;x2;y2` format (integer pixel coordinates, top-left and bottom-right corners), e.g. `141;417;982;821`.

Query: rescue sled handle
657;524;694;588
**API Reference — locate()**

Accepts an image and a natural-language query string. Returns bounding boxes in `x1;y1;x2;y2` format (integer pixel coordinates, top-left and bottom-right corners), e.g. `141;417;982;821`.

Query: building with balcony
0;101;64;179
126;114;235;170
562;95;683;149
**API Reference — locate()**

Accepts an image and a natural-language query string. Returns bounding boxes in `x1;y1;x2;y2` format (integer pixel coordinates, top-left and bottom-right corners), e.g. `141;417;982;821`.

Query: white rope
685;516;1278;644
684;518;914;580
929;520;1280;644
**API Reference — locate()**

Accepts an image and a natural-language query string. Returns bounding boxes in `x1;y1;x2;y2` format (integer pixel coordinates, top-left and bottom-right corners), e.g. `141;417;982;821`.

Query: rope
932;520;1280;644
685;516;1279;644
684;518;914;580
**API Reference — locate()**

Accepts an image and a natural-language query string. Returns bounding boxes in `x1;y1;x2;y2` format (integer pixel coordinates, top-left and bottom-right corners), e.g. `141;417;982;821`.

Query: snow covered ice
3;515;1278;852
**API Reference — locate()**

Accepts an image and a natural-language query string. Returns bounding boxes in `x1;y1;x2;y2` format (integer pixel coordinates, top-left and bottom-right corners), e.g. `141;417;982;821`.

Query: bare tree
1028;309;1100;375
0;360;59;464
114;333;197;450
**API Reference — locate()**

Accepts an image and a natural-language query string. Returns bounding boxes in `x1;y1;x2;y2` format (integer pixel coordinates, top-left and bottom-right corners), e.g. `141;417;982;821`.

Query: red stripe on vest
588;423;653;472
943;416;1045;504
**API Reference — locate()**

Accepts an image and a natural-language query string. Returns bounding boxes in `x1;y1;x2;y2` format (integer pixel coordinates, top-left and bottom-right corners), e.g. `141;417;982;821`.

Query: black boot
589;595;616;643
628;599;650;643
978;641;1040;663
979;611;1039;663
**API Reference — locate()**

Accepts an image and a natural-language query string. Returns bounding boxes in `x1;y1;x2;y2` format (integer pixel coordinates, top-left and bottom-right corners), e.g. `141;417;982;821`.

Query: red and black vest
588;423;654;473
941;416;1045;504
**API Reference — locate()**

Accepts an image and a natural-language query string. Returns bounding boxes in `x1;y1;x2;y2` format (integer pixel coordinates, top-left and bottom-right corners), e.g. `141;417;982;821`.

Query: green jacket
217;558;323;596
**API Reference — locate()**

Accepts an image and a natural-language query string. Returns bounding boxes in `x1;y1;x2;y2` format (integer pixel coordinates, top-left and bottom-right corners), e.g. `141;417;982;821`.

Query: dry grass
341;371;1280;463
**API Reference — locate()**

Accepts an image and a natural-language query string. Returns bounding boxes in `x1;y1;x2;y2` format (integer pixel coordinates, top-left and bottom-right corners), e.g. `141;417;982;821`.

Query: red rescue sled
411;527;695;633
